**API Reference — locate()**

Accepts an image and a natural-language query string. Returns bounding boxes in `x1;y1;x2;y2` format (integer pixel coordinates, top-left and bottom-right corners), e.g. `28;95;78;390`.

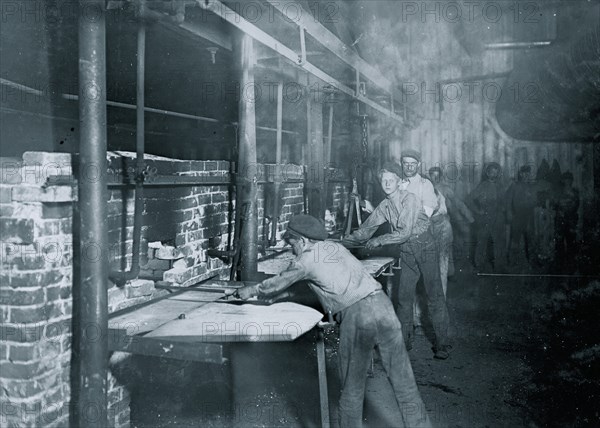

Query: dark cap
400;149;421;162
485;162;501;173
379;161;403;178
561;171;574;181
429;166;442;175
519;165;532;174
283;214;328;241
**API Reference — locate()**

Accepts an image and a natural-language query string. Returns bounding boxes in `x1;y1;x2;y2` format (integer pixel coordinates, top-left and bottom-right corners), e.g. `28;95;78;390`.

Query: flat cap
379;161;403;178
519;165;532;174
283;214;328;241
400;149;422;162
561;171;573;181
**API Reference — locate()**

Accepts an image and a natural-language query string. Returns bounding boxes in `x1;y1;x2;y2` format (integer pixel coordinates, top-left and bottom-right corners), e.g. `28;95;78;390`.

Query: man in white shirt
399;150;444;330
400;149;438;218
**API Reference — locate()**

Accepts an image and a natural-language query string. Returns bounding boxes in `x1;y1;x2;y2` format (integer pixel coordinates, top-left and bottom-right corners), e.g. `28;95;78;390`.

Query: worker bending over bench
234;214;431;428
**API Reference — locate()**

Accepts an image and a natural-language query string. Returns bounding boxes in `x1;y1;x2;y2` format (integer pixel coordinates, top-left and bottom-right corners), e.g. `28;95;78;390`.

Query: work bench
108;256;395;427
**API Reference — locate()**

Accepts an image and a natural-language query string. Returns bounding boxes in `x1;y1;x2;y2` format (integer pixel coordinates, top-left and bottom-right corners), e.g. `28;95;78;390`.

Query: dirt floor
129;263;551;428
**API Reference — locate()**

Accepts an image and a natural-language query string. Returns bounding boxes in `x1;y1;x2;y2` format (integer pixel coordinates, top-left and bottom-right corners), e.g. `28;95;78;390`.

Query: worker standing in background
428;166;475;269
343;162;451;360
554;171;580;272
505;165;536;268
468;162;507;272
533;160;556;264
428;167;456;297
234;214;432;428
398;149;442;333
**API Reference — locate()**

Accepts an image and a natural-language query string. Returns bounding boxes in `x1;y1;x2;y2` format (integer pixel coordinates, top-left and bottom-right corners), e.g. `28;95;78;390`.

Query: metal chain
360;115;369;160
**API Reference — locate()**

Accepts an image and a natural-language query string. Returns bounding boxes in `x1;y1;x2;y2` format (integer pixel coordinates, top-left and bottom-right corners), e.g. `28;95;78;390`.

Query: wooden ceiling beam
265;0;392;92
198;0;403;122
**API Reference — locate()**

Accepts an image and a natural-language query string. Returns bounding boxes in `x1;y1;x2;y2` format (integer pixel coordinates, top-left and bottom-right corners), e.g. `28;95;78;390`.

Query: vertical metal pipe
237;33;258;280
109;4;145;284
77;0;108;426
270;82;283;245
324;103;333;209
136;4;146;173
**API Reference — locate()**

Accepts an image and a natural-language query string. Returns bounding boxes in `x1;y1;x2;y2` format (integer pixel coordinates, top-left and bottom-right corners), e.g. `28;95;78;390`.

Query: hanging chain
360;114;369;160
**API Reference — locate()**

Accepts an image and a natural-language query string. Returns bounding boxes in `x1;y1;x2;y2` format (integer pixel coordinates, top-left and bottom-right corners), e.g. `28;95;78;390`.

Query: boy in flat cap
234;214;431;428
343;163;451;360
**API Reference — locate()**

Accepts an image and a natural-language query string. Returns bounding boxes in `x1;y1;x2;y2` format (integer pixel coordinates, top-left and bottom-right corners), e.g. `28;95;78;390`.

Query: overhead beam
265;0;392;92
144;7;232;50
198;0;404;123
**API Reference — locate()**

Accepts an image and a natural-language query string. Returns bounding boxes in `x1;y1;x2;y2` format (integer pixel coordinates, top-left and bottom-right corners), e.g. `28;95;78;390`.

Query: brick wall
106;156;307;299
331;182;349;226
106;153;233;311
0;151;349;428
1;152;74;427
256;164;306;244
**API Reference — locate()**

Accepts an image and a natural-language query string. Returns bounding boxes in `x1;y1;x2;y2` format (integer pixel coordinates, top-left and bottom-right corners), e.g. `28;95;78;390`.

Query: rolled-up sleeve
343;203;388;245
256;262;307;297
378;193;418;245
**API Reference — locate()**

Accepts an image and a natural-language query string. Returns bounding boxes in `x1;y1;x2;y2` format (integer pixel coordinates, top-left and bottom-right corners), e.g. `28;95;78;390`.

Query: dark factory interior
1;1;599;427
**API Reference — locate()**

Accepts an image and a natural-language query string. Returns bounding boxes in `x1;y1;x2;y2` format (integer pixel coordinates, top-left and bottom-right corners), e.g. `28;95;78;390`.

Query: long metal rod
485;41;552;49
271;82;284;245
77;0;108;425
477;273;600;278
62;93;219;122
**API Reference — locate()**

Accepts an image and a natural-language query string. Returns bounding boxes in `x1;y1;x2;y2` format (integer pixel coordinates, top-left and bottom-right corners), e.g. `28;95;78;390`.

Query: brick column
1;152;74;427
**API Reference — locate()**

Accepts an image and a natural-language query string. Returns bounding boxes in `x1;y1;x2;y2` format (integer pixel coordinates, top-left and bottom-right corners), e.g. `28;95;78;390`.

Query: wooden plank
108;290;222;334
108;275;221;320
108;330;225;364
145;8;233;51
258;251;394;278
144;302;324;343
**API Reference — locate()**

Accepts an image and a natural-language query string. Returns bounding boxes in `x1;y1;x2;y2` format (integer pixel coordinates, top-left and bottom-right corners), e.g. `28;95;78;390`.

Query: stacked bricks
107;155;309;289
1;152;74;427
139;242;183;280
106;153;231;292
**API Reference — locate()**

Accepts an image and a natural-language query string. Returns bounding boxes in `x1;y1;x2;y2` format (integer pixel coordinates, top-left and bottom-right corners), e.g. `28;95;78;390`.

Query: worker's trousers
397;229;449;351
415;215;453;325
474;218;506;268
337;291;432;428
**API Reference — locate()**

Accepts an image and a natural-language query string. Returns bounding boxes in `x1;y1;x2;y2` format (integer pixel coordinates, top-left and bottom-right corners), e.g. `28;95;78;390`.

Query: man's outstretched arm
235;265;307;300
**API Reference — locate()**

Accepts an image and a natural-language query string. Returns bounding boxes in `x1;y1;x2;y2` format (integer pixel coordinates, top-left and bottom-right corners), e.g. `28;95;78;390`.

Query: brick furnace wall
0;151;347;428
1;152;74;427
